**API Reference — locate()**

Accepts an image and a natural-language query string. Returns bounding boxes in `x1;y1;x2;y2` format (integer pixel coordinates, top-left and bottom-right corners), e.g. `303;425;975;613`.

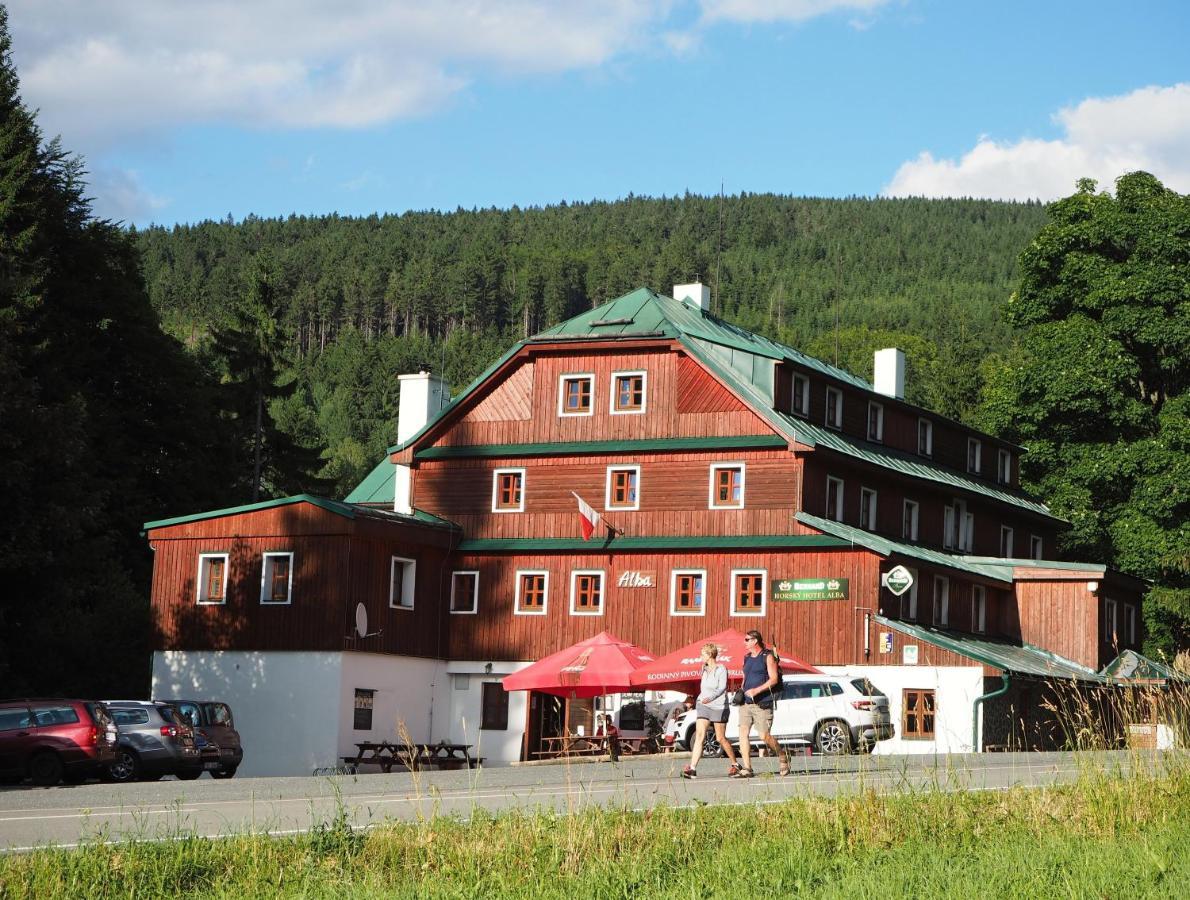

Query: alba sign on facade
773;578;849;602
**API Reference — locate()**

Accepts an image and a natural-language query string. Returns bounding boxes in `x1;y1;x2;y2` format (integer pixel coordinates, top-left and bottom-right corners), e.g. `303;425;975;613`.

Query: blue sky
7;1;1189;226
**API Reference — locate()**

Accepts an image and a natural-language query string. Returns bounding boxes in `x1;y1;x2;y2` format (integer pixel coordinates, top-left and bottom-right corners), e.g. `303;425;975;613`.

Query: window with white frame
867;401;884;442
943;504;957;549
450;571;479;614
972;585;986;633
670;569;706;616
997;449;1012;485
860;487;877;531
197;553;229;605
492;468;525;513
918;418;933;457
610;371;646;414
792;373;810;417
606;465;640;510
967;438;982;474
933;576;949;626
903;500;919;541
901;569;919;620
389;556;416;609
260;552;293;605
1125;604;1137;645
731;569;767;617
961;511;974;552
826;476;844;522
709;463;745;509
1030;534;1043;560
1103;598;1117;643
514;570;549;615
826;387;843;430
1000;526;1014;558
559;374;594;416
570;570;604;616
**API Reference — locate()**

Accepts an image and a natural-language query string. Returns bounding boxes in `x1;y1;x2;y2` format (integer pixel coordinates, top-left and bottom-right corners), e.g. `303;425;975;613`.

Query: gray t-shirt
698;663;728;710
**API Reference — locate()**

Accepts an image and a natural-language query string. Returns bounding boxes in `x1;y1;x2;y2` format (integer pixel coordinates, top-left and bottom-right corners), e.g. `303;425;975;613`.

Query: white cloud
699;0;890;25
83;167;169;224
883;84;1190;200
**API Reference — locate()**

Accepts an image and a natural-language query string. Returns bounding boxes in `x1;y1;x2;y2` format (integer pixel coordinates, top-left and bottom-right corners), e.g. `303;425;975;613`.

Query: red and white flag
572;491;602;540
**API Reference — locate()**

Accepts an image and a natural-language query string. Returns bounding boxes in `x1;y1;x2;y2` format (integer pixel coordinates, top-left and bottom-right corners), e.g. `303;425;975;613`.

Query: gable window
1029;534;1043;560
450;571;479;615
900;571;919;620
389;556;416;610
1000;526;1014;558
826;476;844;522
492;468;525;513
1103;598;1117;644
933;576;949;626
967;438;982;474
260;552;293;605
197;554;229;606
860;487;877;531
570;570;604;616
731;570;767;617
902;689;936;739
867;402;884;442
515;570;549;615
997;449;1012;485
481;682;509;730
559;374;594;416
792;373;810;417
611;371;646;414
353;689;375;731
902;500;919;541
917;418;933;457
670;569;706;616
606;465;640;510
972;585;986;633
709;464;745;509
826;387;843;430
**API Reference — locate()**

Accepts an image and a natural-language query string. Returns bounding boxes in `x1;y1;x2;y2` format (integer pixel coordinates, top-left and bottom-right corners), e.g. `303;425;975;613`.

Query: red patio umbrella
502;631;656;698
628;628;820;691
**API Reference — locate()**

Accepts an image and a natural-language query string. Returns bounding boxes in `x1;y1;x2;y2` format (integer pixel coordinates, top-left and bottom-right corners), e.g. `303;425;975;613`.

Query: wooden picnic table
343;740;477;773
534;734;657;760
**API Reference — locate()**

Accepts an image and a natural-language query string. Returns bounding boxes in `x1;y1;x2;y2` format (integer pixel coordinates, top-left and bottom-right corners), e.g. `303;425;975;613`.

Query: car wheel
210;767;237;780
29;752;64;786
683;726;697;752
814;720;853;756
107;749;141;783
176;770;202;781
702;732;724;758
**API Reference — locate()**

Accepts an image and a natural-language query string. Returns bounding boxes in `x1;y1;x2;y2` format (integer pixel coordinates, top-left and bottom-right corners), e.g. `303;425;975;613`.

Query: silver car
103;701;203;782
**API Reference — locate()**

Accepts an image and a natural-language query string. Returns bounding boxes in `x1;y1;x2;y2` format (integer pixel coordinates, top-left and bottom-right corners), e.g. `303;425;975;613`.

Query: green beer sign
772;578;849;602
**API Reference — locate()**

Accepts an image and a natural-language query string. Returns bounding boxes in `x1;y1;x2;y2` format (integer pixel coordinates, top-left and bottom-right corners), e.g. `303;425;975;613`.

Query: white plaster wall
443;660;530;764
152;650;342;777
819;665;985;755
337;653;446;763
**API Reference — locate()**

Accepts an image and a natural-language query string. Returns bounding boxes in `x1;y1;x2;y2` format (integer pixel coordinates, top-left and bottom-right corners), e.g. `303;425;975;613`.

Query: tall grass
1;758;1186;899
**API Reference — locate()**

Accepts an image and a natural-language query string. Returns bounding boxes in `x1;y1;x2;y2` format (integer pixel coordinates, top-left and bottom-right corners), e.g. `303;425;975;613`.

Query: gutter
972;673;1011;752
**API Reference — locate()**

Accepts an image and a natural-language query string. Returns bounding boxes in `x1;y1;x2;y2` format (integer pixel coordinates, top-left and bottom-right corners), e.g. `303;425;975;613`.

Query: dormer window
867;402;884;442
611;371;646;414
917;418;933;457
559;374;594;416
967;438;981;474
792;373;810;417
997;449;1012;485
826;387;843;430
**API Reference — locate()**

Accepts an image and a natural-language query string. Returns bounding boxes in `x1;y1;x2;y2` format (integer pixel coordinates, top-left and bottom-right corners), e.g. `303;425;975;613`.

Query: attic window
589;317;636;327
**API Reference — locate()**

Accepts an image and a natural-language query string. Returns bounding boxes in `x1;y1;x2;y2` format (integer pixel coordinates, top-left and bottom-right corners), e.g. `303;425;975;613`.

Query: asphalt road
0;750;1168;852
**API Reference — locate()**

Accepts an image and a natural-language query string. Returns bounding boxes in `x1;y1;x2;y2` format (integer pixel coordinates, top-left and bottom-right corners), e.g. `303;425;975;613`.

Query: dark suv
104;701;203;782
0;699;118;786
167;700;243;778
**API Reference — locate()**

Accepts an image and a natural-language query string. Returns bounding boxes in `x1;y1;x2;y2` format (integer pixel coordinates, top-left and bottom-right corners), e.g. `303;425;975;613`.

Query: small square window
390;556;416;609
997;449;1012;485
570;570;604;616
492;468;525;512
731;570;766;617
826;476;844;522
967;438;982;474
611;371;646;414
918;419;933;457
867;402;883;442
709;464;745;509
902;500;919;541
972;585;987;633
559;374;594;416
860;488;877;531
606;466;640;510
515;571;549;615
450;571;479;615
826;387;843;430
670;570;706;616
260;552;293;605
197;554;229;606
792;373;810;417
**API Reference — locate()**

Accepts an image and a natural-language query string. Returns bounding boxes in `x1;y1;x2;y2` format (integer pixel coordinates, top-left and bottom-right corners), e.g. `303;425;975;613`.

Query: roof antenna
714;179;724;314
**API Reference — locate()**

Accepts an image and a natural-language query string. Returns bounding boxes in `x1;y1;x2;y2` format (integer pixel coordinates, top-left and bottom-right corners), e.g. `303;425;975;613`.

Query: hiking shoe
731;767;754;779
726;764;740;777
681;766;697;779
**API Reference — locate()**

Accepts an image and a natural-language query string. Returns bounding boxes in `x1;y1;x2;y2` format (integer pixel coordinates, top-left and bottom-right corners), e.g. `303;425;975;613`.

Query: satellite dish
355;603;368;639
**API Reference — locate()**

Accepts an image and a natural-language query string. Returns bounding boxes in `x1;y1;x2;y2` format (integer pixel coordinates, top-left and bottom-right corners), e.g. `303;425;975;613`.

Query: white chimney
873;348;905;399
673;282;711;312
394;370;448;514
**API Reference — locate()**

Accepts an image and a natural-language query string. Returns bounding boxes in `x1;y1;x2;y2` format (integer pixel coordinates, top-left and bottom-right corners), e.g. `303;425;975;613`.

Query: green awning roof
416;434;787;460
458;534;850;553
875;615;1110;682
144;494;458;532
1100;650;1190;683
344;458;396;503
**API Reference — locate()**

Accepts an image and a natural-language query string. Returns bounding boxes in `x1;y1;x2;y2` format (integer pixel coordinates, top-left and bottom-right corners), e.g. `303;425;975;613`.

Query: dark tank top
742;650;774;708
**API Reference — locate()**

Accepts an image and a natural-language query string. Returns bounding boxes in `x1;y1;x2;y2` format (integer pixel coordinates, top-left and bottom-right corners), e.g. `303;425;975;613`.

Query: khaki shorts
737;702;774;736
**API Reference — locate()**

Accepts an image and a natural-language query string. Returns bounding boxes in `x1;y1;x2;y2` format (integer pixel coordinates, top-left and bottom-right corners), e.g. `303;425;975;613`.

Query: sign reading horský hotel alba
772;578;849;602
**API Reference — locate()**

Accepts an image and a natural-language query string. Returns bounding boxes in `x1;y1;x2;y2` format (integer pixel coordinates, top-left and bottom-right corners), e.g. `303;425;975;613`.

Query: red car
0;699;119;786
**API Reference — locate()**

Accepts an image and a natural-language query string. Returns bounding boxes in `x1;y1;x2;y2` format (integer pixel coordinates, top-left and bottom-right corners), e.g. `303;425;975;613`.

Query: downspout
972;673;1011;752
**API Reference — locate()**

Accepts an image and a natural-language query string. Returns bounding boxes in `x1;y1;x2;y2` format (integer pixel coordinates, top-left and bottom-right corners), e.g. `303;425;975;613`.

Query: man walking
734;629;790;778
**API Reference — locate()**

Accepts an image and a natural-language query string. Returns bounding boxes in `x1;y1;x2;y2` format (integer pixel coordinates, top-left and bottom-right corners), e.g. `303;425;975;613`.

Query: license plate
204;762;220;769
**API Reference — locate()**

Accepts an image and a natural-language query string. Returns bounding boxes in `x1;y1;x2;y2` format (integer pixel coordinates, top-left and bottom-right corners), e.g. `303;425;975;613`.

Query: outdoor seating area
532;734;658;760
342;740;479;773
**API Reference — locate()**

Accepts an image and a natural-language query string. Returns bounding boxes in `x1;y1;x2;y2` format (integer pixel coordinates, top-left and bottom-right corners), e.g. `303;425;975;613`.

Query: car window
32;705;80;726
782;683;810;700
176;703;201;727
0;708;32;731
850;678;887;697
828;682;844;696
111;708;150;726
86;703;113;726
157;706;179;724
206;703;233;727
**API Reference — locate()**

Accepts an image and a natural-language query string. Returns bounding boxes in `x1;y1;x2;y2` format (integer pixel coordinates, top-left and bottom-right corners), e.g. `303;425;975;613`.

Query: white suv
669;674;894;756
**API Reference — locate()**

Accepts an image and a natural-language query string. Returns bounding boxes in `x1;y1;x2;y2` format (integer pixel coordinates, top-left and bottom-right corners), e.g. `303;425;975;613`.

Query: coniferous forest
0;8;1184;698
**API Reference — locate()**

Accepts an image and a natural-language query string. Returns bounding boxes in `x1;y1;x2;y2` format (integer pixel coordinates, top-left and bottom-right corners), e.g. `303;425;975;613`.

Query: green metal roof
875;615;1111;682
1100;650;1190;683
458;534;850;553
144;494;458;532
416;435;787;460
796;512;1014;583
962;557;1105;574
344;458;396;503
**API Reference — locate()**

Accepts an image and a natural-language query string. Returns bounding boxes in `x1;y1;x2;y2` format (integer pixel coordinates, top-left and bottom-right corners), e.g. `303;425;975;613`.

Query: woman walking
682;643;740;778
